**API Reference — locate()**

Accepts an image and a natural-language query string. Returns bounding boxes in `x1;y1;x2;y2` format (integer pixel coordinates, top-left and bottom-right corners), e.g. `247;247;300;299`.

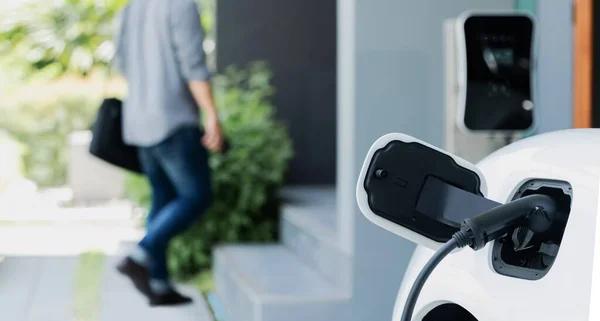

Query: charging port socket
491;179;572;280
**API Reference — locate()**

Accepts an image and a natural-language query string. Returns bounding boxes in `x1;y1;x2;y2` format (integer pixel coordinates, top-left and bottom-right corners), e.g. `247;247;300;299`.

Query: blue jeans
137;126;212;281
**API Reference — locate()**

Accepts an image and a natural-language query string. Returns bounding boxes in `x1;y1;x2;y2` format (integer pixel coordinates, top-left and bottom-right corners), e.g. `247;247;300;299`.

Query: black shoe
116;256;153;299
149;289;193;307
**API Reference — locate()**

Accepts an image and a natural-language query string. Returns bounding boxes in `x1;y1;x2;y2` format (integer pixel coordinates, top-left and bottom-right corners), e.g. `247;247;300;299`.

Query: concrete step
280;186;337;231
280;186;351;292
0;200;136;222
214;245;350;321
0;226;143;257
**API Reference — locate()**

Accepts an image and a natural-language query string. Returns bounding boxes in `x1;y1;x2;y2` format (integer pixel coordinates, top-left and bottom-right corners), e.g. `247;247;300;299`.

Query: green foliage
190;269;214;294
0;95;100;187
125;62;294;279
197;0;215;33
124;173;152;212
0;0;128;80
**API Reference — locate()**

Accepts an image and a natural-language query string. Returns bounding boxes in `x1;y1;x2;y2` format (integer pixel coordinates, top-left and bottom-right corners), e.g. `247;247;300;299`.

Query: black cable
400;230;471;321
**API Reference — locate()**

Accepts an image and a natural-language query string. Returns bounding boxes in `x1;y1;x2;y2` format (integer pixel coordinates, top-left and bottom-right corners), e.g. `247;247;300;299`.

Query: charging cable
400;194;557;321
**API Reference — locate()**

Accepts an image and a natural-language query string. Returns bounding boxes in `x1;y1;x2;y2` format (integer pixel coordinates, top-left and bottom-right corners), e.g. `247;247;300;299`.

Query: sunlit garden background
0;0;293;313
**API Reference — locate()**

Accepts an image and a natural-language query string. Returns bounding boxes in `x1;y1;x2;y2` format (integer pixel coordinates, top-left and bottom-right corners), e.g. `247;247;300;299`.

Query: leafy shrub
125;62;294;279
0;0;214;82
0;0;128;80
0;95;100;187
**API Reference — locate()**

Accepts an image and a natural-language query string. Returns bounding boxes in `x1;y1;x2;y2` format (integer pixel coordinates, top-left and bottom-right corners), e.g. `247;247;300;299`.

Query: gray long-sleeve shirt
113;0;211;147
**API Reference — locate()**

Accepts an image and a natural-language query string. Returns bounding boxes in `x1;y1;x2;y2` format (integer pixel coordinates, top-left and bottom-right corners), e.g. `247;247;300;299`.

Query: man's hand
202;115;224;152
187;80;224;152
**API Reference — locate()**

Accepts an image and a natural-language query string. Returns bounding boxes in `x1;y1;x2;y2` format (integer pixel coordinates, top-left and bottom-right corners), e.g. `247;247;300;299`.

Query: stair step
280;187;351;291
280;186;337;230
214;245;350;321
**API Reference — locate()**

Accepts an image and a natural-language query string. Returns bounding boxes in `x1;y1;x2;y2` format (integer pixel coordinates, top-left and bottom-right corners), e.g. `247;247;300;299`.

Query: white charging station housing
357;129;600;320
390;129;600;321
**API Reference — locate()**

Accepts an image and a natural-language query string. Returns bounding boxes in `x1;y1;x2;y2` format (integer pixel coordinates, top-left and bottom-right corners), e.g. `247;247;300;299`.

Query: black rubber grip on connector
452;230;473;248
462;194;557;250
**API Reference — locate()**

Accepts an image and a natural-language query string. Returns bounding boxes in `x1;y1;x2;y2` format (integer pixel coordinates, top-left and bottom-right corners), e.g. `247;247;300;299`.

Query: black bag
89;98;143;174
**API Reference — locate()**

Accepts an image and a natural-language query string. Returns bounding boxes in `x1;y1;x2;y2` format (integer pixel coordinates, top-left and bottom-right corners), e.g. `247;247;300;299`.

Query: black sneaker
149;289;193;307
116;256;153;299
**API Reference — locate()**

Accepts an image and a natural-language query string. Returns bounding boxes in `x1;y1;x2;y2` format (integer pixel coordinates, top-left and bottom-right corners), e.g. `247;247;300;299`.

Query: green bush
0;0;213;82
0;0;128;80
125;62;294;279
0;95;100;187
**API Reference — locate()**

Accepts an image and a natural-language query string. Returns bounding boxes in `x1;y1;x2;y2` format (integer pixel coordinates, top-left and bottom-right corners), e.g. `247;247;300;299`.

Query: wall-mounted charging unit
444;10;537;164
456;11;536;134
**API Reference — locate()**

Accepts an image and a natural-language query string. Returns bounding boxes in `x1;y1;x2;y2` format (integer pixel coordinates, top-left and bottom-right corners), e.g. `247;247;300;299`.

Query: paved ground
0;203;214;321
0;256;78;321
101;243;213;321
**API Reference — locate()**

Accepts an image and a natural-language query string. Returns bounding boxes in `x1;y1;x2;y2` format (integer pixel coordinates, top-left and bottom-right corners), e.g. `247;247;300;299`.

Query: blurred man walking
113;0;223;307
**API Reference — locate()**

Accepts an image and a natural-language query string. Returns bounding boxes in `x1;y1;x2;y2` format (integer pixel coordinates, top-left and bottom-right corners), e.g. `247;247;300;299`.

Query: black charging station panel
363;141;484;242
463;15;534;131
